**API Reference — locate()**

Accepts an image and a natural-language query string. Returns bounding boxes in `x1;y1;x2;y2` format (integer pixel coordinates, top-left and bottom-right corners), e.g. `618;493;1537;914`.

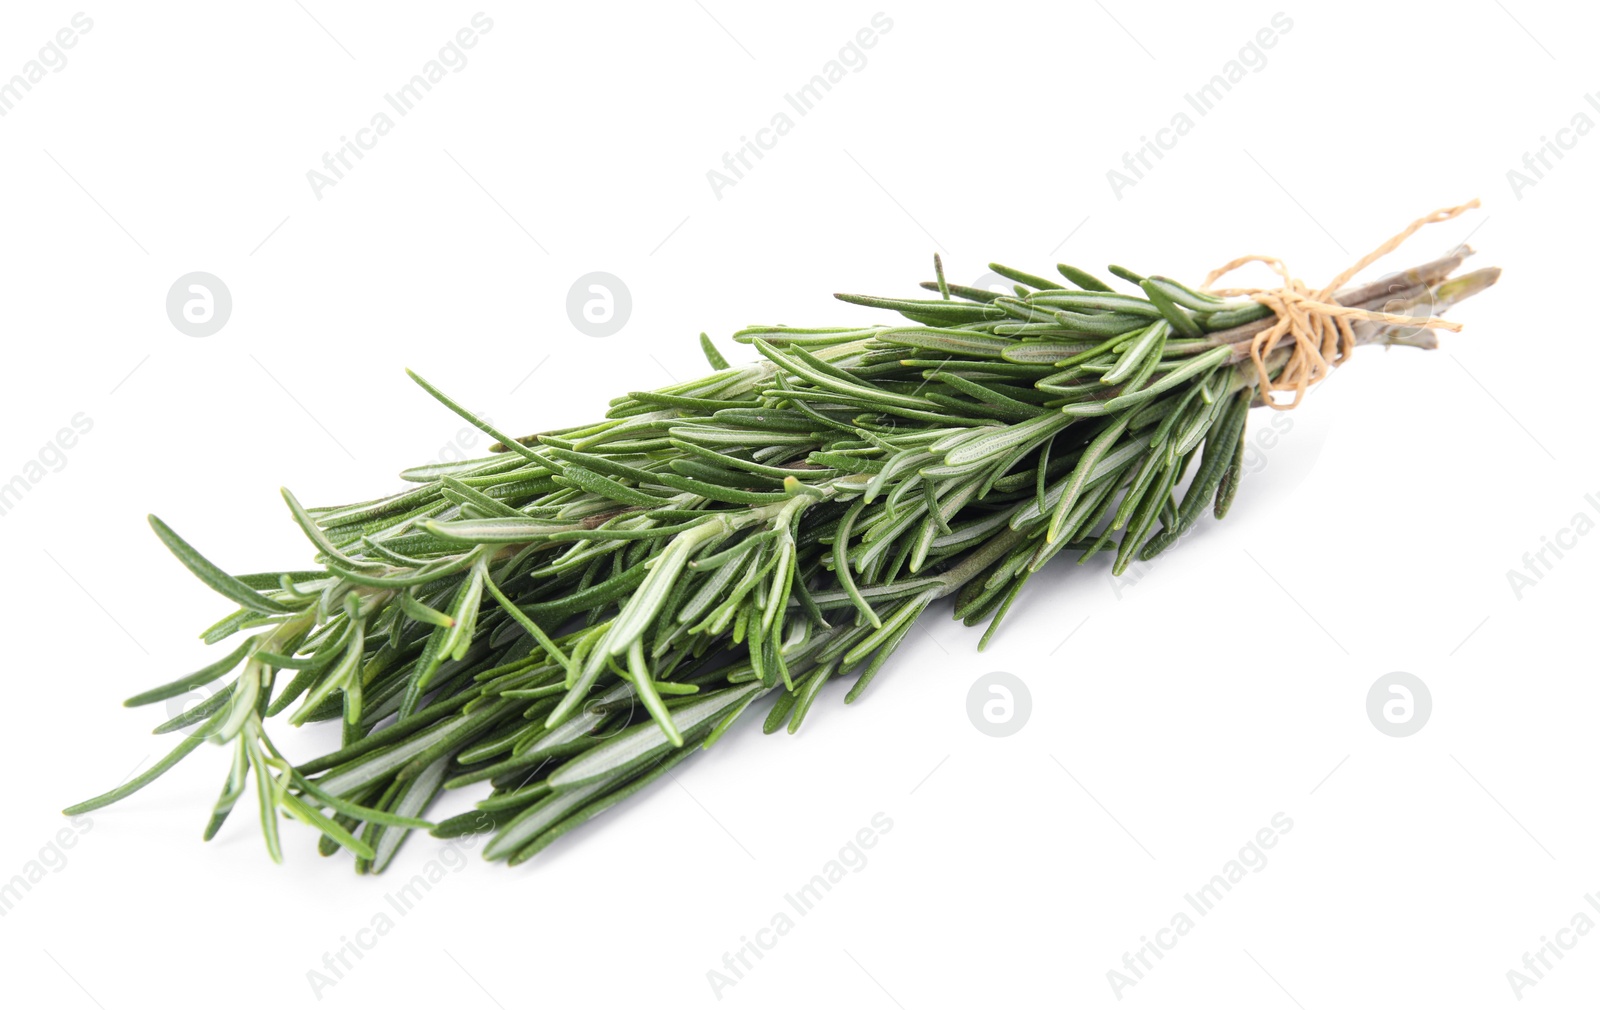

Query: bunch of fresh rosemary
67;240;1497;870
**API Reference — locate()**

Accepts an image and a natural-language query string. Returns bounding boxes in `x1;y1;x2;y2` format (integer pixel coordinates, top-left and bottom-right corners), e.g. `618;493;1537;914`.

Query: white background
1;2;1595;1007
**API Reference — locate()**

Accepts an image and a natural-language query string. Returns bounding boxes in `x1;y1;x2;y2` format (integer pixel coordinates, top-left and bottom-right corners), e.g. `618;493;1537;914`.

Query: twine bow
1200;199;1480;409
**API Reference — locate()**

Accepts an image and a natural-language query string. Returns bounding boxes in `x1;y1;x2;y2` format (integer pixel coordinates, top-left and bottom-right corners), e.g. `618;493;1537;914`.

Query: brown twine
1200;199;1481;410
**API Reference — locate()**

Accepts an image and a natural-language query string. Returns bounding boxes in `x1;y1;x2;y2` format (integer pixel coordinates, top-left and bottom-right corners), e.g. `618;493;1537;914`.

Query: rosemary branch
67;246;1498;870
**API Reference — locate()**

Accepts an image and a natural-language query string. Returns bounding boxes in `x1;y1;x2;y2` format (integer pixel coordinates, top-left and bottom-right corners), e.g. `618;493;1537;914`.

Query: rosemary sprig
68;246;1498;869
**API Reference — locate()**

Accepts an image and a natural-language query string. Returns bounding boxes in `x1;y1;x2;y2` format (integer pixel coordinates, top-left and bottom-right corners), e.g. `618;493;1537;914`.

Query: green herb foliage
67;253;1488;870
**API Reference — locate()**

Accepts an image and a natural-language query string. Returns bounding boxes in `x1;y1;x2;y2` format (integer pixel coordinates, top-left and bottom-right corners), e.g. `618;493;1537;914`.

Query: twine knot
1201;199;1480;409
